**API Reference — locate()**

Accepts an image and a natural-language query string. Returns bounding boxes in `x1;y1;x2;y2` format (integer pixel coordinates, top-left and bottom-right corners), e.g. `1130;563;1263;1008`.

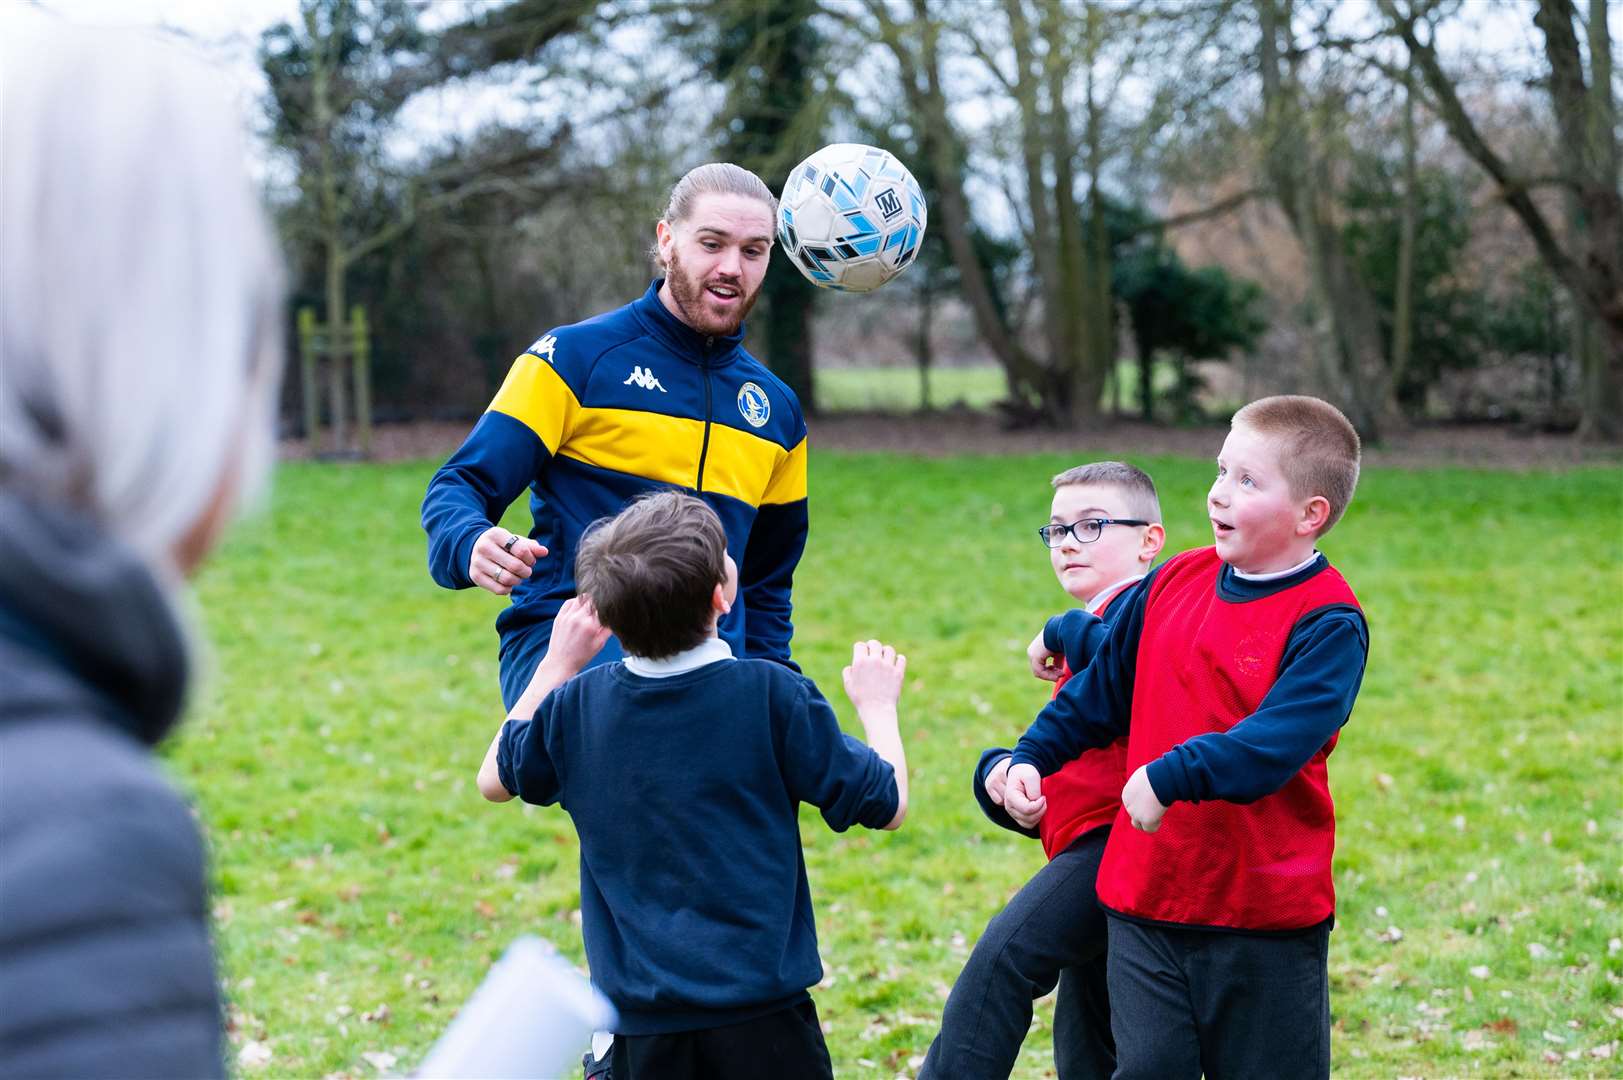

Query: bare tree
1376;0;1622;441
1257;0;1404;439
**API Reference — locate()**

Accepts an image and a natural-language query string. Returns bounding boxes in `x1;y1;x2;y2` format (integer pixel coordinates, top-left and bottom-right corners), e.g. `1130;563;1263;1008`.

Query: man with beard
423;163;809;713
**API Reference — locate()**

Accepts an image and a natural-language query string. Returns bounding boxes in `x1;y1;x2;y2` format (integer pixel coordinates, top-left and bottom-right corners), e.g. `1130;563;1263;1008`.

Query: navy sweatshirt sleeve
1011;567;1159;776
1143;605;1369;805
495;710;561;807
421;410;549;590
778;678;897;831
740;417;808;670
422;334;593;591
1042;609;1107;673
971;747;1039;838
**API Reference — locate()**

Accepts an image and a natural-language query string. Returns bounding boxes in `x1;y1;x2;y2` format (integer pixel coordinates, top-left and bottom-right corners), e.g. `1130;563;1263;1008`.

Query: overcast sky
33;0;1617;196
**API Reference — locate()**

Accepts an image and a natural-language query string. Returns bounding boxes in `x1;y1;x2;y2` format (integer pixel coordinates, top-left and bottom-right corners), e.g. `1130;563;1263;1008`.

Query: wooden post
351;304;372;459
297;307;321;449
326;313;349;456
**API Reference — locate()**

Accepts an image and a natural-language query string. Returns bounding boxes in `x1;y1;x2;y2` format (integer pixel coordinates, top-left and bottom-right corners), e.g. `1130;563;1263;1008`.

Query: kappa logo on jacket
623;366;668;392
528;334;557;363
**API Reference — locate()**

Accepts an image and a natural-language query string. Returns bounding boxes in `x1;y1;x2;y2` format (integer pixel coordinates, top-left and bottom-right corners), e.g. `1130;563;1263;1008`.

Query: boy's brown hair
1051;461;1162;523
1231;395;1362;535
575;491;728;659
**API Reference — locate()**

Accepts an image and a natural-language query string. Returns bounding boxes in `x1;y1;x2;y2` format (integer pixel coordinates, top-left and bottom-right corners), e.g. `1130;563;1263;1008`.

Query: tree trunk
1575;0;1622;440
1381;0;1623;440
312;5;348;454
1082;29;1113;423
892;1;1047;411
1005;0;1066;420
1257;0;1402;441
1045;0;1102;425
916;277;935;411
1391;58;1417;408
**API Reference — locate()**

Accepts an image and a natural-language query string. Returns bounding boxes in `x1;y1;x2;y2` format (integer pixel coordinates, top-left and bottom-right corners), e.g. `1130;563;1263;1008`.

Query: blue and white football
777;143;927;293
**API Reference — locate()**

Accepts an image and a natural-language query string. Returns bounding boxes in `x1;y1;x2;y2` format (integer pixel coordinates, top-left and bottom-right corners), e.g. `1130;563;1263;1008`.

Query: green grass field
171;451;1622;1078
816;364;1009;412
814;361;1206;417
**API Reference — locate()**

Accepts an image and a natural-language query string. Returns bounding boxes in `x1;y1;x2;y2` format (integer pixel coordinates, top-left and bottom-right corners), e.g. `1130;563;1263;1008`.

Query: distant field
815;360;1191;416
172;452;1622;1077
816;363;1008;412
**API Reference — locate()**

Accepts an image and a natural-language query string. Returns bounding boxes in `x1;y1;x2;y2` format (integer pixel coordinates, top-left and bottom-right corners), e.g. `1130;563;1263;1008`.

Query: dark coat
0;491;224;1078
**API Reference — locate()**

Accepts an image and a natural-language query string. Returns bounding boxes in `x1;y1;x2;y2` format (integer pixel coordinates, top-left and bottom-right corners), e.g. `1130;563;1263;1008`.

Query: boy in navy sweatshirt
922;461;1165;1079
476;491;908;1080
1003;396;1369;1080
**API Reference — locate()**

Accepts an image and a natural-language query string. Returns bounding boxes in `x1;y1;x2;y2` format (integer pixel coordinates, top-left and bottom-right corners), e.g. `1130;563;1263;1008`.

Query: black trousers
1106;915;1331;1080
610;999;832;1080
919;827;1115;1080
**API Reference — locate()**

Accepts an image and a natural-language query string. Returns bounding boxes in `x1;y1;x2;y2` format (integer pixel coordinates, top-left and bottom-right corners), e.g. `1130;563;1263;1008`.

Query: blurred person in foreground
0;12;284;1078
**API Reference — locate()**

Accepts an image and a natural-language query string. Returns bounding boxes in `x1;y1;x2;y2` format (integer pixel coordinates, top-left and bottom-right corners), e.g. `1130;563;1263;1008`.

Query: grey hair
0;12;285;572
652;162;777;270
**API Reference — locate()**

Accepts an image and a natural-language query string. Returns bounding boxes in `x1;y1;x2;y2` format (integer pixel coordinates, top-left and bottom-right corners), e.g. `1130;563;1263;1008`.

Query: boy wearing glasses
1003;397;1368;1079
920;462;1165;1079
475;492;909;1080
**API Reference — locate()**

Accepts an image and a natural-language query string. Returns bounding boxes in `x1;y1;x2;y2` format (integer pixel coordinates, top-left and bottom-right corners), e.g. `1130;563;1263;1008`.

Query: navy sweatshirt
970;593;1127;836
422;281;809;669
496;658;897;1034
1011;554;1368;806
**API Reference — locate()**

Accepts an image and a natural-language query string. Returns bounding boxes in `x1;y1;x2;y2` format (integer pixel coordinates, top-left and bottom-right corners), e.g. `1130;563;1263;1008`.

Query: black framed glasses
1038;517;1152;547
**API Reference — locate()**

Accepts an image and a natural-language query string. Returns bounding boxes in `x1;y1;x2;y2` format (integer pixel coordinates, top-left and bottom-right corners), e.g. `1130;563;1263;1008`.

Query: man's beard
665;249;761;336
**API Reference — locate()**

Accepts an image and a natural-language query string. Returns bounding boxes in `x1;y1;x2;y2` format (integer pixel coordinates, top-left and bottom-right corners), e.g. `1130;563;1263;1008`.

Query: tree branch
1127;187;1265;237
1375;0;1585;290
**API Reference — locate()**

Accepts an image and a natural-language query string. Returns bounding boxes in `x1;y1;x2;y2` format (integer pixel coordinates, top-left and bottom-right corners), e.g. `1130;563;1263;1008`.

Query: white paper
416;937;615;1079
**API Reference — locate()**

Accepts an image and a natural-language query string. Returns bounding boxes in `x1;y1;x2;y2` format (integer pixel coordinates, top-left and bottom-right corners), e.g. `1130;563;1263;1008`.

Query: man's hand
1122;764;1168;833
1004;762;1047;828
470;526;548;596
1028;629;1063;682
984;755;1013;807
842;639;906;711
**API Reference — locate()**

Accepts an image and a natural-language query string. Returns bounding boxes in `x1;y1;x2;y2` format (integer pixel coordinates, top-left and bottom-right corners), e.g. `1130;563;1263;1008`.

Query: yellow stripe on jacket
759;436;808;505
559;408;796;509
487;353;579;454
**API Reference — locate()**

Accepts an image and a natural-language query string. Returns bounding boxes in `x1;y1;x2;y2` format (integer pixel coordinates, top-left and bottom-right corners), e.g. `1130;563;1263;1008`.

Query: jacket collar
632;280;745;369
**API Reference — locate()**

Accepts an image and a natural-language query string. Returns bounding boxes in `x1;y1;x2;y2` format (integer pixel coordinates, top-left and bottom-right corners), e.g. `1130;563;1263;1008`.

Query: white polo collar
1085;574;1148;614
1232;551;1321;582
623;636;735;678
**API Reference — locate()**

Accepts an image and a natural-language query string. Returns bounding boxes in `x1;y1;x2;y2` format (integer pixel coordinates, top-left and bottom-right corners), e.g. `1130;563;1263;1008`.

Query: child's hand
984;755;1013;806
540;595;611;679
842;639;906;711
1004;763;1047;827
1122;765;1168;833
1028;630;1063;682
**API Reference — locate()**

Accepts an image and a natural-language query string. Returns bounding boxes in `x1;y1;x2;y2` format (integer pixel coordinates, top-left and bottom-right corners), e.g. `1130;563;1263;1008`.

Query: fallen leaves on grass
237;1041;273;1069
360;1050;396;1072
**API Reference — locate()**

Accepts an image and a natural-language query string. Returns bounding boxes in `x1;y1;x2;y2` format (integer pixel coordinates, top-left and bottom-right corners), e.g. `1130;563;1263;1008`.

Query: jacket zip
695;341;714;492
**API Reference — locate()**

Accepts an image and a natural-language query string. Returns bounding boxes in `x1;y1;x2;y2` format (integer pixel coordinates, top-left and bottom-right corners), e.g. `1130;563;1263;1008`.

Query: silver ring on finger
492;566;505;586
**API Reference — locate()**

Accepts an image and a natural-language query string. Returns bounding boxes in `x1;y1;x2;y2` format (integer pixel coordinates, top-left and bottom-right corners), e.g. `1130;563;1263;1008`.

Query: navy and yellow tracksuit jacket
422;281;808;683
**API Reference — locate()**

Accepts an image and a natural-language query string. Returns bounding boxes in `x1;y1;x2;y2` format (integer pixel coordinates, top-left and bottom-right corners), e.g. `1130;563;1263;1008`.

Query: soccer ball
777;143;927;293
